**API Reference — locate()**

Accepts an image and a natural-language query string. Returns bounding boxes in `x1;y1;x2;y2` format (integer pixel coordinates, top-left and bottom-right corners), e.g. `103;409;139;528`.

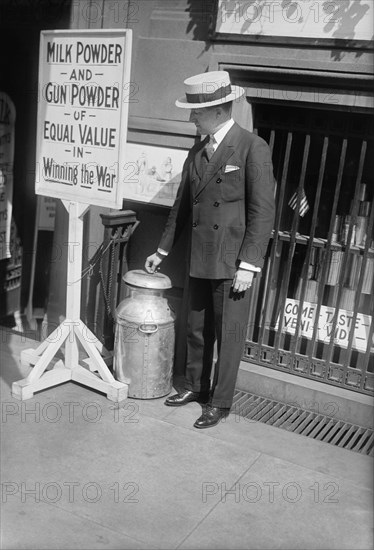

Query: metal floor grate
232;390;374;457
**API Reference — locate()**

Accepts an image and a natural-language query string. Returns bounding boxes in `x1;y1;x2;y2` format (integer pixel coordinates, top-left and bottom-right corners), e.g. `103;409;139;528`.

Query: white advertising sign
0;92;16;261
276;298;373;353
216;0;374;41
35;30;132;209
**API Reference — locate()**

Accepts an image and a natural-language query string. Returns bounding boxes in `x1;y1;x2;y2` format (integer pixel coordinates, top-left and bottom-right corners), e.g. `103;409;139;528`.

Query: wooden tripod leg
12;322;71;400
74;320;115;383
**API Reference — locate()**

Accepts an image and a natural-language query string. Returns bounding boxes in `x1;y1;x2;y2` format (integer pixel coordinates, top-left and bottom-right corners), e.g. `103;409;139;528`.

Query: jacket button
213;224;219;230
214;201;220;207
192;222;197;227
216;178;222;184
193;199;198;205
192;177;196;183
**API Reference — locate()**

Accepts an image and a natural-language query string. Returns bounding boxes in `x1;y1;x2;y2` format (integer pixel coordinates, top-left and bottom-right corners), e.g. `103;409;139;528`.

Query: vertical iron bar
290;136;328;360
274;134;311;355
257;132;293;349
325;140;367;366
343;193;374;373
246;274;261;342
258;256;271;340
308;138;348;357
268;128;275;154
248;131;276;344
362;275;374;370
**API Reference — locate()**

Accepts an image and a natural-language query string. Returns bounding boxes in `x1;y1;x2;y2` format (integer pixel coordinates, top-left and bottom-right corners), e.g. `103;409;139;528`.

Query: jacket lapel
192;122;239;197
193;136;208;180
195;137;235;195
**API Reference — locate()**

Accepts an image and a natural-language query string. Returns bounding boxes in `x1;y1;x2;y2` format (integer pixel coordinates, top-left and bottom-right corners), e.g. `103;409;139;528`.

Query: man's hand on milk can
145;252;163;274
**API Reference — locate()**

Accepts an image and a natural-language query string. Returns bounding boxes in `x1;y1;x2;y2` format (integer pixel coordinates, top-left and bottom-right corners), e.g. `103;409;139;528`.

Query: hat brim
175;85;245;109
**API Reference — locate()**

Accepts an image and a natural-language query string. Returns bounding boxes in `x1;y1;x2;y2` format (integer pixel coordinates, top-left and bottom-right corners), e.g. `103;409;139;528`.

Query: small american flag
288;188;310;217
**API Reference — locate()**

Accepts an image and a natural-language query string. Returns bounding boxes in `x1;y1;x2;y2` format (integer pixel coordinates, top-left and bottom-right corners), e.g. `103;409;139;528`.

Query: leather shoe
193;404;230;429
164;389;210;407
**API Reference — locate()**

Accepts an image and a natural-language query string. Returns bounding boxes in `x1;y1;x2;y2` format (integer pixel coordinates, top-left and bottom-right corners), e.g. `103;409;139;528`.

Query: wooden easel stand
12;201;128;402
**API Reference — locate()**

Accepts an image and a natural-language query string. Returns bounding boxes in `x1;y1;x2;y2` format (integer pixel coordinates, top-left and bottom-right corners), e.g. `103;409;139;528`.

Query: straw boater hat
175;70;245;109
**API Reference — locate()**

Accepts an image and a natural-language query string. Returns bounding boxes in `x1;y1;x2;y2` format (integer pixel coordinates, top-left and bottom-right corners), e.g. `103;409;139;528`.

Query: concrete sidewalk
1;330;373;550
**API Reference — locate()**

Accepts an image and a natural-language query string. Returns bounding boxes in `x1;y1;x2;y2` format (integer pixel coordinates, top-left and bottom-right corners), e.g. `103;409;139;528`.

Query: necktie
204;135;216;161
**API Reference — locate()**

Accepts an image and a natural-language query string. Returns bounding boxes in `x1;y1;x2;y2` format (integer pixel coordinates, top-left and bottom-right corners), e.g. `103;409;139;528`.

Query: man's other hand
232;268;254;293
145;252;163;274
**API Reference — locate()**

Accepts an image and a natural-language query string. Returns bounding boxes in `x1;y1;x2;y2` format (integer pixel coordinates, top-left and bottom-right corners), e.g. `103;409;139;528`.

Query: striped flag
288;188;310;217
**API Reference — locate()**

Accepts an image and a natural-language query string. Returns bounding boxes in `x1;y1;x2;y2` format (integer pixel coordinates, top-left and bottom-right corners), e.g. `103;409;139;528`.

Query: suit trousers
184;277;252;408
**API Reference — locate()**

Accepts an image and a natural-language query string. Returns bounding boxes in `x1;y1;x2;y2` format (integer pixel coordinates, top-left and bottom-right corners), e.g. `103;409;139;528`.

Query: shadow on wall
186;0;215;55
213;0;373;61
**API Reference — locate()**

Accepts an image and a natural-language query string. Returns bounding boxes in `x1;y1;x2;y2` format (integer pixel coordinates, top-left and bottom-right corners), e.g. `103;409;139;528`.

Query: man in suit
145;71;275;428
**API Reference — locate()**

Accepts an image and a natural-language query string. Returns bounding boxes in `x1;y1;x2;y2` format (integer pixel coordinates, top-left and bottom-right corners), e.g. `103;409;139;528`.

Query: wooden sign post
12;29;132;401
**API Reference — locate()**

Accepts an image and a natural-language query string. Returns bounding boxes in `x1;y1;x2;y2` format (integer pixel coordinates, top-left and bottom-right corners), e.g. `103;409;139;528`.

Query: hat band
185;83;232;104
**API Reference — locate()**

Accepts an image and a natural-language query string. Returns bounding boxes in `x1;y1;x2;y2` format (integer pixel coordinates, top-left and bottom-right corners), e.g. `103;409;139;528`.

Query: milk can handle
139;323;158;334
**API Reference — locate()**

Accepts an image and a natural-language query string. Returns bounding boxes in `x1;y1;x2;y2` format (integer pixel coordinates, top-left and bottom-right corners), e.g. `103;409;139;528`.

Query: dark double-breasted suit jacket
159;122;275;279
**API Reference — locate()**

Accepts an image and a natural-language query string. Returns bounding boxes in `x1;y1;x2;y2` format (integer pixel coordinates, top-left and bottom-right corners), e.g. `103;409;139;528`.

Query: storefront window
245;103;373;394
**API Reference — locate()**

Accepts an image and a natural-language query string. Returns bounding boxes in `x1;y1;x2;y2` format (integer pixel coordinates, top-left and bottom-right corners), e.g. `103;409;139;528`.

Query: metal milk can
113;269;175;398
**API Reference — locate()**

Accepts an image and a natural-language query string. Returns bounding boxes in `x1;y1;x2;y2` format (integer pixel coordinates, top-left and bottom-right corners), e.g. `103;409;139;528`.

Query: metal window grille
245;103;374;395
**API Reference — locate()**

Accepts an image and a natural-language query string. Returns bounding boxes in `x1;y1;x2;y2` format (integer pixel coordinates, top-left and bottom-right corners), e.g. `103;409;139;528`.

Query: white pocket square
224;165;240;173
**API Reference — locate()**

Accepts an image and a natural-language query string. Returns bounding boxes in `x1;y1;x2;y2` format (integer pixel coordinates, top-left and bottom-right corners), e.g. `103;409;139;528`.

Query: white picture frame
123;142;188;207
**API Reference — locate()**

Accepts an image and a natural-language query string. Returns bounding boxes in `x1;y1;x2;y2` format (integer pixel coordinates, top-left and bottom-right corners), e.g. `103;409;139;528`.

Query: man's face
189;107;218;136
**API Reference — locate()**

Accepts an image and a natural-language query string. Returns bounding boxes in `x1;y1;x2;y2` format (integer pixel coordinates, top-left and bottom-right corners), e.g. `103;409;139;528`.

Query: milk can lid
123;269;172;290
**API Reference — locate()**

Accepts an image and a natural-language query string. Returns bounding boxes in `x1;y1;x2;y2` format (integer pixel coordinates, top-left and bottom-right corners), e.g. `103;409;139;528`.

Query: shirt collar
211;118;235;147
